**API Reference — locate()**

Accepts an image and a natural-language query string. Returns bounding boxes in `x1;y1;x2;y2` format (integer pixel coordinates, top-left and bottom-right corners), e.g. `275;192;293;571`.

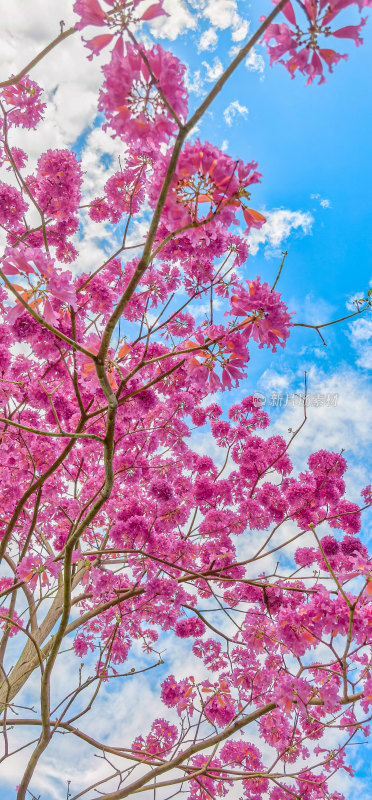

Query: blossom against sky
0;1;372;796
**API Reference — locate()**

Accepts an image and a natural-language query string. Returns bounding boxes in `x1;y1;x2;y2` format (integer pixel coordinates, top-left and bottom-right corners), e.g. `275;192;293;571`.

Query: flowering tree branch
0;1;371;798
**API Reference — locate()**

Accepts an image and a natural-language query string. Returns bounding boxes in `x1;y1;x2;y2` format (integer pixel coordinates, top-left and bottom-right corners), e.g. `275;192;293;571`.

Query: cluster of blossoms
99;39;188;148
263;0;372;84
73;0;169;57
0;77;46;131
0;76;82;262
0;1;371;798
150;140;266;245
88;150;148;223
2;245;77;324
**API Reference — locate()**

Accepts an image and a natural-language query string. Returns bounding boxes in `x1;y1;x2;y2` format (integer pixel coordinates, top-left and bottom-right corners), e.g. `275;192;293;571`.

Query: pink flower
0;146;28;171
193;638;228;670
166;312;195;338
150;140;262;242
74;0;169;57
73;632;95;657
329;500;361;534
0;182;28;230
262;0;369;85
361;675;372;712
149;478;173;502
132;718;178;759
188;755;230;799
1;77;46;128
202;680;237;727
295;547;317;567
175;616;206;638
186;354;222;393
319;535;340;556
273;674;312;712
16;554;43;590
89;197;111;222
74;0;107;29
104;167;145;219
0;607;24;637
229;277;293;351
3;245;77;322
331;20;367;45
161;674;196;715
308;450;347;478
33;149;82;220
99;40;187;147
362;484;372;505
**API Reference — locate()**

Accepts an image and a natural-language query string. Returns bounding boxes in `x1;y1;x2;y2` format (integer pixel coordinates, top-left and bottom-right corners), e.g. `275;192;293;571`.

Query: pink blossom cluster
262;0;372;85
0;2;371;797
99;39;188;148
73;0;169;58
89;151;147;223
229;276;293;351
0;76;45;171
1;77;46;130
149;140;265;246
2;245;77;324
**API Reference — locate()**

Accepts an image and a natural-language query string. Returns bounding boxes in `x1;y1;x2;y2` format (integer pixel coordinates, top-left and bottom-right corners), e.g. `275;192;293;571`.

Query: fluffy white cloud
149;0;198;39
231;17;250;41
349;316;372;370
349;317;372;344
185;67;206;96
259;368;295;393
248;208;314;256
203;0;239;28
202;56;224;81
223;98;248;126
198;25;218;50
0;641;172;798
245;48;265;75
202;0;249;41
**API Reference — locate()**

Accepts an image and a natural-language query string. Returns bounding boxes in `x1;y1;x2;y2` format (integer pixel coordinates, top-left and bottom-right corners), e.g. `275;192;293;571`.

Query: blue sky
1;0;372;796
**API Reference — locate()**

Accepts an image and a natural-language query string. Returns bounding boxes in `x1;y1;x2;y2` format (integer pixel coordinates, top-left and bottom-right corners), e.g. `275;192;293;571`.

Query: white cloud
223;98;248;126
248;208;314;256
259;368;295;393
357;349;372;369
310;192;332;209
245;48;265;76
79;127;125;200
349;316;372;370
202;56;224;81
198;26;218;51
203;0;239;28
231;17;250;41
202;0;249;43
149;0;198;39
191;297;223;318
185;67;206;96
0;1;119;278
349;317;372;344
299;292;337;326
